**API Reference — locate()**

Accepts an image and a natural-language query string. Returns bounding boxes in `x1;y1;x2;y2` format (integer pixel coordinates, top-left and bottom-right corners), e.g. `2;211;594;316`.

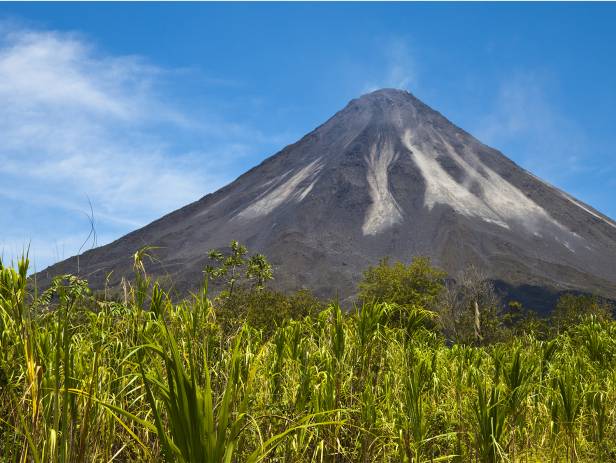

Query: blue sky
1;2;615;271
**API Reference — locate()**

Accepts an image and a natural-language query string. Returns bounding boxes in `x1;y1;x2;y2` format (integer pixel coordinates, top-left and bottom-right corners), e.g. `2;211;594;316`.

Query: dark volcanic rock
36;89;616;306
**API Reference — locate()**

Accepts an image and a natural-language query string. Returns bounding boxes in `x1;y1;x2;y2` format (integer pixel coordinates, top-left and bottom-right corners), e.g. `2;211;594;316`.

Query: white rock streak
362;141;403;235
237;158;322;220
402;130;564;233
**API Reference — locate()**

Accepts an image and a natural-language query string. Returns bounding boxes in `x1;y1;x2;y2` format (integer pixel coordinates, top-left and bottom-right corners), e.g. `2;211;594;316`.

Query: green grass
1;256;616;462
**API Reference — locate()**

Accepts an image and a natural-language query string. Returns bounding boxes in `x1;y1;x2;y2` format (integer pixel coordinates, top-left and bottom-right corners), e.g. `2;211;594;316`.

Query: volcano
38;89;616;309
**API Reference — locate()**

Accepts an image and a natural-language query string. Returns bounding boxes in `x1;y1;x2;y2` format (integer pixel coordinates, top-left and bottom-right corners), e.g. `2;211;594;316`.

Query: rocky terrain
37;89;616;310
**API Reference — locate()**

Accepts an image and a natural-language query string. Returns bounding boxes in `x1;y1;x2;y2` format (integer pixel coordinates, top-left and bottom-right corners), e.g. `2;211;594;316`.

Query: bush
217;287;324;337
551;294;614;334
358;256;445;309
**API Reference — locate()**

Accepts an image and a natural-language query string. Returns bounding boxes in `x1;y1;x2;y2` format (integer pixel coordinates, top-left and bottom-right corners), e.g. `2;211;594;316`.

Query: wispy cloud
470;70;616;220
473;71;589;182
0;23;278;270
363;38;417;93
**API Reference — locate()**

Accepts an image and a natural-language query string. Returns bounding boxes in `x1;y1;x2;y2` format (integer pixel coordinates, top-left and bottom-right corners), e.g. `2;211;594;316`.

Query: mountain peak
361;87;412;98
331;87;443;135
352;87;418;108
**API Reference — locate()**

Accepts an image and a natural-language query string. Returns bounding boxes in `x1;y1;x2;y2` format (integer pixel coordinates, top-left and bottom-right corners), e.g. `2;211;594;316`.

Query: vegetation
1;246;615;462
359;256;446;309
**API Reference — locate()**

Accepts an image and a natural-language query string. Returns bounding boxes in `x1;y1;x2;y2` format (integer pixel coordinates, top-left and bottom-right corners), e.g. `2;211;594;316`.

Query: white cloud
0;24;277;271
363;38;417;93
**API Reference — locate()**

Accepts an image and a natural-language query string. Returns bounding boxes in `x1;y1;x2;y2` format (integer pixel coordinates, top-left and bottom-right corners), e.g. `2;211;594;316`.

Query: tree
551;294;613;334
438;266;503;345
204;240;273;296
358;256;446;309
501;301;548;339
246;254;273;290
358;257;445;334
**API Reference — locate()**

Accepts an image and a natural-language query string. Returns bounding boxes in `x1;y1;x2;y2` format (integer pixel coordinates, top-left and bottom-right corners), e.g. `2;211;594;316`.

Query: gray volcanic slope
38;89;616;307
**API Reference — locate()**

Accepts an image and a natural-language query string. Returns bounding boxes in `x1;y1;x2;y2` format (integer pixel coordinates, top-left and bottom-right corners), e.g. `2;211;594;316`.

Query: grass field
1;255;615;462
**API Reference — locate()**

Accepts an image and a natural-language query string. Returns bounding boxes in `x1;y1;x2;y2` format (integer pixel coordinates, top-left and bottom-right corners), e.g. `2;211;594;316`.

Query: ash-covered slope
38;89;616;306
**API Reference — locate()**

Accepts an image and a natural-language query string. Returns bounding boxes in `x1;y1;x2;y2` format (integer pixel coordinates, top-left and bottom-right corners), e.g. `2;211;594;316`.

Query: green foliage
205;240;273;295
552;294;613;334
138;321;255;463
217;287;325;337
359;256;446;309
473;376;507;463
1;253;616;462
359;257;445;338
501;301;549;338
